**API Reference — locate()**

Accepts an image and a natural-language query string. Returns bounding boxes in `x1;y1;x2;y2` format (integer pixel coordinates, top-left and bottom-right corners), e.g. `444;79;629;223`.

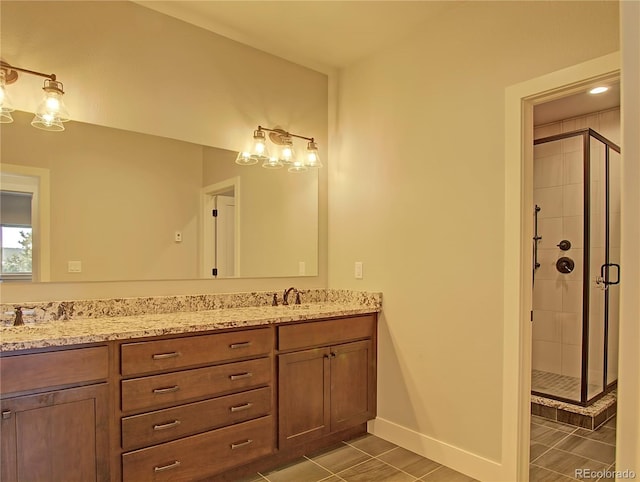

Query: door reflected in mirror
0;111;318;282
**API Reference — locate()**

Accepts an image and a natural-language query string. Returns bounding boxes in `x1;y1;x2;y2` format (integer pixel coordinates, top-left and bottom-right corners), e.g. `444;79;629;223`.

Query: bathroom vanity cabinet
0;312;378;481
119;328;275;482
277;315;377;449
0;346;110;482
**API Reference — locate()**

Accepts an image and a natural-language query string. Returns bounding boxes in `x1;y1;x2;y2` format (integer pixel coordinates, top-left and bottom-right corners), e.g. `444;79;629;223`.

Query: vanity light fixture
236;126;321;172
0;60;70;131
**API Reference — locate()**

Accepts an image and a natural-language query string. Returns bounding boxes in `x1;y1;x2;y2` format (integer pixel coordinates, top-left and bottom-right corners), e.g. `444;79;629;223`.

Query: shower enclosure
531;128;620;406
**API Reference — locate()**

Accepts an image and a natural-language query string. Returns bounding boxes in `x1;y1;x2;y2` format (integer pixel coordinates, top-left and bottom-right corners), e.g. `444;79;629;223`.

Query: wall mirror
0;112;319;282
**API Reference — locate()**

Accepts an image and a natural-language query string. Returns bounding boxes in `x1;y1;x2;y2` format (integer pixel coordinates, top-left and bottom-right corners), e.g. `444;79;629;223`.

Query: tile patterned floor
240;434;478;482
239;416;616;481
530;415;617;482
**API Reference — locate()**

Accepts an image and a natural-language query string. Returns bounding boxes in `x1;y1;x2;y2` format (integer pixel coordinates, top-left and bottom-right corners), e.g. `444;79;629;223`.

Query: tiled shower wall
532;108;620;387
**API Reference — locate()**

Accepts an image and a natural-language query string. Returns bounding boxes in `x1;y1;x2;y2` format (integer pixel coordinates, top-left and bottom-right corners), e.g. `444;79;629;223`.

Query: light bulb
236;150;257;166
305;141;322;168
45;96;60;111
249;129;270;161
279;135;295;163
262;156;283;169
32;79;69;130
288;159;308;173
589;86;609;95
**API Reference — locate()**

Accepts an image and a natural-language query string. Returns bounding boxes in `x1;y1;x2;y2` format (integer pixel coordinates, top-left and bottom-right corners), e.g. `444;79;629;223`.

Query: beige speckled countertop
0;301;380;352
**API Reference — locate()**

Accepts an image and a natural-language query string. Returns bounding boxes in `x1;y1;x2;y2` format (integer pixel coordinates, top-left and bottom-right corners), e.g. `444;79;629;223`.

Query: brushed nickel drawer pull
229;342;251;349
153;420;181;430
1;410;12;420
230;402;253;412
152;385;180;394
229;372;252;381
154;460;181;472
230;439;253;449
152;351;180;360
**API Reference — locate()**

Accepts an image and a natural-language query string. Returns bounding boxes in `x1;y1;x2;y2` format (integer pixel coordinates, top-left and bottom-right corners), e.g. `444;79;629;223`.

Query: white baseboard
367;417;507;481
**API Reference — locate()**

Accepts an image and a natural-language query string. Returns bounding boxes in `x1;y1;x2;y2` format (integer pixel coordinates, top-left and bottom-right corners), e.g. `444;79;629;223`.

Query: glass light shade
288;159;308;173
0;70;14;123
305;141;322;168
31;80;69;131
249;129;270;161
262;156;283;169
279;136;295;164
31;114;65;131
236;150;258;165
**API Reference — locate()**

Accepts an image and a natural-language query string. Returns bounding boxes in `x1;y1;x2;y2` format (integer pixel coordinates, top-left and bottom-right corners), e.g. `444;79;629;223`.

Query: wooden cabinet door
0;384;109;482
278;347;331;449
330;340;376;433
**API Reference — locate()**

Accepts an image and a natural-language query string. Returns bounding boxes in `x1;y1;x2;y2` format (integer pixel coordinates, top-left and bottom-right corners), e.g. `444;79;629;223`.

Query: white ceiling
134;1;460;73
534;81;620;125
135;1;620;122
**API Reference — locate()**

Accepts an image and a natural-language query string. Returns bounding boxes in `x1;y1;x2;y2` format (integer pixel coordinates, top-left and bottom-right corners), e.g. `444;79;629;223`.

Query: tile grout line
303;454;340;479
530;462;582;481
535;443;615;469
568;429;617;447
339;443;428;480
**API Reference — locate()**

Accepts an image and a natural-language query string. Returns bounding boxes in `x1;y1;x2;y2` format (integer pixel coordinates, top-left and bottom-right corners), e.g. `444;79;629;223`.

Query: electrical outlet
68;261;82;273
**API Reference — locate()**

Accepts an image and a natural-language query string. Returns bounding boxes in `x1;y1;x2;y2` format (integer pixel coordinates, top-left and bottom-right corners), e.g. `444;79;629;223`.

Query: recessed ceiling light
589;86;609;95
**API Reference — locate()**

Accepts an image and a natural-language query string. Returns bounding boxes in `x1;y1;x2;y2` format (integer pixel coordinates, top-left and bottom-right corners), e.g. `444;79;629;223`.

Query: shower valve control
556;257;575;274
557;240;571;251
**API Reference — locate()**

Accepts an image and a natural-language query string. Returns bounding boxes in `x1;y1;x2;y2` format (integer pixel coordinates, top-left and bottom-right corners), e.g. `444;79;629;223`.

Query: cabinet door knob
1;410;11;420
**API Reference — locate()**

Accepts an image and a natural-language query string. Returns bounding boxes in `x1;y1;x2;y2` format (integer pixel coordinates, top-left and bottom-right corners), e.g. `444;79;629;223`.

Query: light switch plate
355;261;363;279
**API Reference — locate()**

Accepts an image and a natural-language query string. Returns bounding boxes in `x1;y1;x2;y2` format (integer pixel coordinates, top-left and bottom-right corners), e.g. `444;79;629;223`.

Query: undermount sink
282;304;311;310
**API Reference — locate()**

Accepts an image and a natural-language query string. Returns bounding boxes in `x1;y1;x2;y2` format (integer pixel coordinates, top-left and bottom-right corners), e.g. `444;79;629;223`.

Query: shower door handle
600;263;620;285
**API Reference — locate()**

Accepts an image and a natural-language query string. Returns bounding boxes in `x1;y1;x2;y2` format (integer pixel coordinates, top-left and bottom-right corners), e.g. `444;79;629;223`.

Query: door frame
503;52;620;481
0;164;51;282
200;177;241;278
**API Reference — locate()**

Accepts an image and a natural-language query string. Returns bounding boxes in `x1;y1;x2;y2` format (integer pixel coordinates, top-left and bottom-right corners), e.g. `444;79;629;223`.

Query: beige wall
0;1;328;301
2;112;204;281
203;148;318;278
329;2;619;479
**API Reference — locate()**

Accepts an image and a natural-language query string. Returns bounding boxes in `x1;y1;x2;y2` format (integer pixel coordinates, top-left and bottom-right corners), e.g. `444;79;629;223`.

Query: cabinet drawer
121;386;272;450
278;315;375;351
122;415;274;482
0;346;108;395
121;357;271;413
121;327;273;376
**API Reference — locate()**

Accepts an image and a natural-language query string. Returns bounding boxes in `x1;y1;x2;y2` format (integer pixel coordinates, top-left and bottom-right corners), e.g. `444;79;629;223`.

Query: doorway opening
504;53;620;481
201;177;240;278
530;87;620;428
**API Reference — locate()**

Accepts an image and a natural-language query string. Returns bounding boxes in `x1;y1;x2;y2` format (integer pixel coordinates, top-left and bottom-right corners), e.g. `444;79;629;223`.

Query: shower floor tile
531;370;600;400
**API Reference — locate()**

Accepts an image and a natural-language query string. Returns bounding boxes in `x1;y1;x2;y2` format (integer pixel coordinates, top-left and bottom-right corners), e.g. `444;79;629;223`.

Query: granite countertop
0;301;380;352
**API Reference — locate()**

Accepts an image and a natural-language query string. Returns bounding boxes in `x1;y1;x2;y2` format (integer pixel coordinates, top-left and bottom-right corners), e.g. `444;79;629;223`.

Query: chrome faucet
282;287;301;305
